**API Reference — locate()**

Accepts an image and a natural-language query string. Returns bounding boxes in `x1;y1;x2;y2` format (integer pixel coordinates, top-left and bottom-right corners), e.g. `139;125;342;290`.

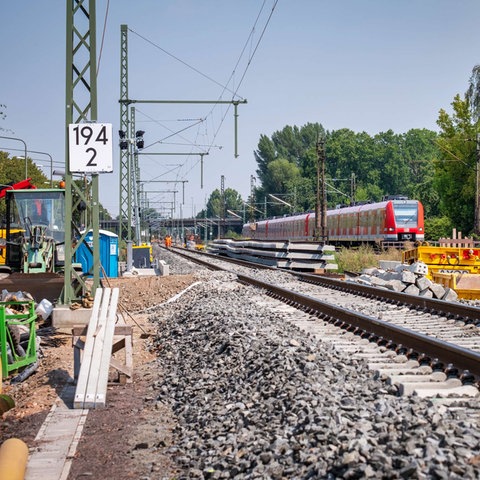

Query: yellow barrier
403;246;480;299
0;438;29;480
403;246;480;278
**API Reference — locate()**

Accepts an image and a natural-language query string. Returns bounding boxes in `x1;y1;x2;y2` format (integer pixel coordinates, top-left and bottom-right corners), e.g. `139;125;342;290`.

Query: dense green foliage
434;94;479;236
253;124;440;221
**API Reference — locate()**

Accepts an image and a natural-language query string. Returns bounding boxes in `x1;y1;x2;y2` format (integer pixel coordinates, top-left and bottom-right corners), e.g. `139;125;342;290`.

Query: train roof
243;199;421;225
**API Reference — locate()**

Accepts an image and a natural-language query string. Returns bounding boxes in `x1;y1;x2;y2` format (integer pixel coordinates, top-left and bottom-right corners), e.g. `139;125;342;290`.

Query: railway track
169;247;480;400
142;247;480;478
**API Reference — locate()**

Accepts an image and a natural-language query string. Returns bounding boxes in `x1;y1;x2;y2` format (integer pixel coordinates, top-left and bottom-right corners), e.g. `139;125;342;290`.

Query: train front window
394;204;417;225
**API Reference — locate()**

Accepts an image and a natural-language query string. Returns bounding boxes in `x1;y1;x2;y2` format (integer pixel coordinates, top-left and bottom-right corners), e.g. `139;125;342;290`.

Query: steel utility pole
119;24;131;245
119;25;246;246
221;175;225;238
64;0;101;304
315;137;328;243
249;175;256;222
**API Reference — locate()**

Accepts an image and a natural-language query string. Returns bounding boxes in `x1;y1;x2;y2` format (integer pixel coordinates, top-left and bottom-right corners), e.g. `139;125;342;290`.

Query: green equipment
0;189;67;304
0;300;37;379
5;189;66;274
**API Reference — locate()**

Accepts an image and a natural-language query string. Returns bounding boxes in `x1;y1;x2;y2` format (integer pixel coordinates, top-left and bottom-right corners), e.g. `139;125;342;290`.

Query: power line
129;27;243;100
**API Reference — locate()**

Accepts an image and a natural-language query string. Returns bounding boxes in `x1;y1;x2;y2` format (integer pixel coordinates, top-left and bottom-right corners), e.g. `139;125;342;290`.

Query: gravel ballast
143;253;480;479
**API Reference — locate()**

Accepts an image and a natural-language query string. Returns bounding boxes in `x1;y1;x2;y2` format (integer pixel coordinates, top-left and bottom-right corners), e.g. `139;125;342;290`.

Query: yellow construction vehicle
403;242;480;299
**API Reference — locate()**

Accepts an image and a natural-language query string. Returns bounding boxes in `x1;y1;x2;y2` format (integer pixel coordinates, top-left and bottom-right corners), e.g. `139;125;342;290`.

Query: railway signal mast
315;137;328;244
63;0;103;304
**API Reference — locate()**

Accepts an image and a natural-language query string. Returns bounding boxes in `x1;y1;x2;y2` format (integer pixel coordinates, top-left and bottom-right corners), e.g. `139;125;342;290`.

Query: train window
394;204;418;225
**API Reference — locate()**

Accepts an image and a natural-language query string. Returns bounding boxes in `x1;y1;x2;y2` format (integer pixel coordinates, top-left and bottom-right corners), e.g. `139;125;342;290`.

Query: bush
336;245;402;273
425;216;454;241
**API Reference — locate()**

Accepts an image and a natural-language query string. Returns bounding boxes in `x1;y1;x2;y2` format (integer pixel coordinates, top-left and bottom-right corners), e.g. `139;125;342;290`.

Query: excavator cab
5;189;66;273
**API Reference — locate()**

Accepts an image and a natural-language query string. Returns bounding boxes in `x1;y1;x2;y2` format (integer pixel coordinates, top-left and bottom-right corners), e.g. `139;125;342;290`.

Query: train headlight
419;227;423;231
388;227;394;232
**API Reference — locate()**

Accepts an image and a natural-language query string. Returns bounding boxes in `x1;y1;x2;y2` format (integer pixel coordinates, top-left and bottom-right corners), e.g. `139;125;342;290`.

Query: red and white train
242;198;424;245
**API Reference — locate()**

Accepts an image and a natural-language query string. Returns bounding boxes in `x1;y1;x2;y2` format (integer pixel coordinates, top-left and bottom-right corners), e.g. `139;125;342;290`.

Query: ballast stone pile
350;260;459;302
146;271;480;479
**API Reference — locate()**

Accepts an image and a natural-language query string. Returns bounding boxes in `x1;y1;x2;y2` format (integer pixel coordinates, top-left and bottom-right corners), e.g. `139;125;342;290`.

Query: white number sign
68;123;113;173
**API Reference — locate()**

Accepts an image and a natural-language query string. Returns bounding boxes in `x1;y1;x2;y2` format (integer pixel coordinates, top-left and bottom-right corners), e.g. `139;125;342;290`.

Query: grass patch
336;245;403;273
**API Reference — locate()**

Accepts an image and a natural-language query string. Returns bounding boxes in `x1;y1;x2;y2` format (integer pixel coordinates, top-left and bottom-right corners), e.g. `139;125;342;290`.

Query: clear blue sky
1;1;479;218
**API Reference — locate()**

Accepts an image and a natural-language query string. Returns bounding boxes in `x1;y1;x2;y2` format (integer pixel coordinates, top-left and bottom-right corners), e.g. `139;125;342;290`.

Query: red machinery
0;179;36;199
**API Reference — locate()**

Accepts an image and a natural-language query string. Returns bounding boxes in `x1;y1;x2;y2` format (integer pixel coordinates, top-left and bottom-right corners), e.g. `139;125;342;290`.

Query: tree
466;65;480;123
254;123;325;189
325;129;378;204
401;129;440;217
254;123;440;212
264;159;301;216
435;94;478;235
202;188;244;218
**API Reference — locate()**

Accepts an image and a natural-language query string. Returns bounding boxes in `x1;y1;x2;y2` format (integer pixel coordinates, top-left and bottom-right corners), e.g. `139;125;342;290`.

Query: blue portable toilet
76;229;119;278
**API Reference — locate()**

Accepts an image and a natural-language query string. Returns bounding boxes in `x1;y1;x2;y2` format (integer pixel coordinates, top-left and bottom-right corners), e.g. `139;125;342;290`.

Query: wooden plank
73;288;103;409
72;338;85;381
124;326;133;384
83;288;112;408
72;325;132;336
109;357;132;378
94;288;119;407
72;288;126;407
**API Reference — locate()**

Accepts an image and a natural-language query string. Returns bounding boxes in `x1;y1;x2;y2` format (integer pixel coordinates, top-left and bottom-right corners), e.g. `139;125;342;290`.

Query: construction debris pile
348;261;459;302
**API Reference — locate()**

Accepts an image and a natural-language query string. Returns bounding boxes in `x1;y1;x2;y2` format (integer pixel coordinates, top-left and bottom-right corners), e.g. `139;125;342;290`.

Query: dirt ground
0;274;198;479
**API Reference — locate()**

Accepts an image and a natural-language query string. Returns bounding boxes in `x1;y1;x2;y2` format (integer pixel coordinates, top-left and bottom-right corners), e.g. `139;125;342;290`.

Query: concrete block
419;289;433;298
355;277;373;286
52;306;92;329
394;263;410;273
362;267;382;276
442;287;458;302
384;279;406;292
400;270;416;284
403;284;420;296
135;268;157;276
358;274;374;283
369;276;388;288
429;283;446;299
381;271;402;281
324;263;339;270
416;276;432;291
409;262;428;276
379;260;401;271
157;259;170;276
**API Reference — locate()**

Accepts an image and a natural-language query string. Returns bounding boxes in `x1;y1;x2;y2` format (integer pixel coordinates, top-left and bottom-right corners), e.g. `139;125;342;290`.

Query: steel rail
167;248;480;379
237;273;480;379
296;272;480;323
177;247;480;323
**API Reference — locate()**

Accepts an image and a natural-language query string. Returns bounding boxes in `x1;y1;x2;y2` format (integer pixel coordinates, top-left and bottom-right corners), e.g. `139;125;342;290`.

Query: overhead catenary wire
200;0;279;156
128;1;278;158
97;0;110;76
129;27;244;101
